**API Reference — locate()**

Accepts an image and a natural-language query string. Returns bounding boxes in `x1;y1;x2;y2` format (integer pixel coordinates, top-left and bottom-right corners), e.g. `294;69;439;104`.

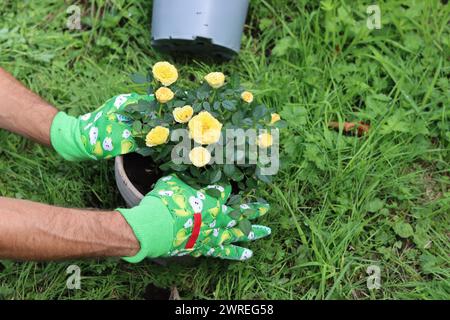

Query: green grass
0;0;449;299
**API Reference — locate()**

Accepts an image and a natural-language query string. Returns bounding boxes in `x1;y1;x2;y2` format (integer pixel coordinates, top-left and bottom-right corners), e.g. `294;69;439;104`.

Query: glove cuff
117;196;173;263
50;112;93;161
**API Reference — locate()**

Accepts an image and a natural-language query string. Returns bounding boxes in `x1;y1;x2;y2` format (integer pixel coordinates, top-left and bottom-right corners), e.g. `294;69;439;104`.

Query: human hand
117;174;271;263
51;93;153;161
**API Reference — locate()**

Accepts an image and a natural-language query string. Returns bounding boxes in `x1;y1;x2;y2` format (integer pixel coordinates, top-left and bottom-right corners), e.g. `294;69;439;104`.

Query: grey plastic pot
115;155;144;208
151;0;250;59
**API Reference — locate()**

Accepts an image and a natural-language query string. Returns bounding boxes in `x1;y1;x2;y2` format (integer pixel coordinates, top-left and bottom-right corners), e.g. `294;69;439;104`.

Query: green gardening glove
117;174;272;263
50;93;153;161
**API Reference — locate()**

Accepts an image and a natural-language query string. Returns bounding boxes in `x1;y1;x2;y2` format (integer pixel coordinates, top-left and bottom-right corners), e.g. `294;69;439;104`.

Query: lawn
0;0;449;300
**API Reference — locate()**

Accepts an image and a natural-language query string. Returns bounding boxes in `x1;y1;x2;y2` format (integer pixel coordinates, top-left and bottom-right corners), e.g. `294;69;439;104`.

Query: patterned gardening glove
117;174;271;263
50;93;153;161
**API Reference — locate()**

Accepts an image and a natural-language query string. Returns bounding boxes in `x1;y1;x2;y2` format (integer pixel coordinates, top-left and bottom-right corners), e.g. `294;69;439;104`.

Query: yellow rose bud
270;113;281;124
152;61;178;86
173;105;194;123
189;146;211;168
155;87;174;103
241;91;254;103
145;126;170;147
204;72;225;89
257;133;273;148
188;111;223;145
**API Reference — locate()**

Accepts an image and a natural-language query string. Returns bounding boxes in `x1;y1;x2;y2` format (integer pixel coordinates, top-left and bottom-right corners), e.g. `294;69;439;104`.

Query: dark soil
123;152;162;195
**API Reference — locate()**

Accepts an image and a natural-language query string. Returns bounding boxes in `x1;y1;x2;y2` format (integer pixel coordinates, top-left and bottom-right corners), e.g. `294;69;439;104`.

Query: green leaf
114;111;133;122
393;220;414;238
272;36;296;57
189;166;202;178
203;101;211;111
197;89;209;100
132;120;142;133
169;162;188;172
0;285;13;299
128;100;152;112
253;105;268;118
232;110;243;125
256;166;272;184
420;254;440;275
130;73;148;84
304;144;325;170
280;105;307;127
238;220;252;236
223;164;236;177
256;197;268;204
163;112;174;123
228;210;241;219
209;168;222;183
149;100;158;111
366;198;385;212
380;110;410;134
193;102;202;112
136;147;154;157
242;118;253;126
403;32;423;51
159;161;172;171
206;188;222;199
154;144;172;162
228;194;242;206
242;208;257;218
222;100;237;111
246;177;257;190
259;18;272;31
178;173;201;190
173;100;185;108
274;120;288;129
411;119;429;135
232;168;244;182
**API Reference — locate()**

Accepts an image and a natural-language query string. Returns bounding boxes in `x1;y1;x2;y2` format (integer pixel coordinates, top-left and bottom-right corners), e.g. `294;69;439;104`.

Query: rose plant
118;62;286;194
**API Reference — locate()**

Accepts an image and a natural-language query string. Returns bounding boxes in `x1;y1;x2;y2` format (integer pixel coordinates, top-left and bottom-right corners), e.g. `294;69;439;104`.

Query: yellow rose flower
204;72;225;89
173;105;194;123
189;146;211;168
257;133;273;148
188;111;223;145
155;87;174;103
241;91;254;103
270;113;281;124
145;126;170;147
152;61;178;86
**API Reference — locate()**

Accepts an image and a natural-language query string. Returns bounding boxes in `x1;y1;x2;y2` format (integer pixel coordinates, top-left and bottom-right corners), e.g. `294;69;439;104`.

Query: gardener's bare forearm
0;67;58;146
0;197;139;260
